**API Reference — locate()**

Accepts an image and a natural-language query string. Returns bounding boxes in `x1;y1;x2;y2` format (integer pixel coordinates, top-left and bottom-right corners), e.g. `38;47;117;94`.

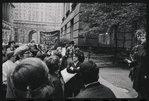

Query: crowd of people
2;40;116;98
2;28;147;99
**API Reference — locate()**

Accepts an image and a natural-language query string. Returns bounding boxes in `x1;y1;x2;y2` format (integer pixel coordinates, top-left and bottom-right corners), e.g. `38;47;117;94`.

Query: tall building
13;3;63;24
12;3;63;43
2;3;15;44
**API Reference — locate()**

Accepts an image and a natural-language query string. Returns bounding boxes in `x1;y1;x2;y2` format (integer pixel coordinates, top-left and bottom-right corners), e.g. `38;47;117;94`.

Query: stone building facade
2;3;15;45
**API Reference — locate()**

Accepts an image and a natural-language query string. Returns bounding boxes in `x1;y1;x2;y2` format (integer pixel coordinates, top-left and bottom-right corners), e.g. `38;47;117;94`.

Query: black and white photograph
2;2;147;99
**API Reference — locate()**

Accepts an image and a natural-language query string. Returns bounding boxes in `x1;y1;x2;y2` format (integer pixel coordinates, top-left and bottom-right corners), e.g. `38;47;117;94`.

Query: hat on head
14;45;30;56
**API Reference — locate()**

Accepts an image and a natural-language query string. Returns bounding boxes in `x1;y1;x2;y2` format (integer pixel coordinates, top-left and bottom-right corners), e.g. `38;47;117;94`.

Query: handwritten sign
40;30;60;47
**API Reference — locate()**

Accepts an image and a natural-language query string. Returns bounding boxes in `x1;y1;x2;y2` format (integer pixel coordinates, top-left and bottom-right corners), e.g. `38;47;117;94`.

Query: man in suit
76;61;116;98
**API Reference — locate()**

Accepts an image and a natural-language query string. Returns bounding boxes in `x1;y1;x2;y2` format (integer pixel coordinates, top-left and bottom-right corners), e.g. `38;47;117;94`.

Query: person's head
44;55;60;73
79;61;99;84
73;52;82;63
36;52;47;61
75;47;80;53
56;47;62;53
6;51;16;62
10;58;50;98
69;41;75;47
135;29;146;44
8;41;15;48
14;45;32;60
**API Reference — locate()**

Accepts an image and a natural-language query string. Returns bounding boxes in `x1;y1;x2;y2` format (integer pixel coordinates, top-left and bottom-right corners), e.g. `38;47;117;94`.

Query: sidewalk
99;75;132;98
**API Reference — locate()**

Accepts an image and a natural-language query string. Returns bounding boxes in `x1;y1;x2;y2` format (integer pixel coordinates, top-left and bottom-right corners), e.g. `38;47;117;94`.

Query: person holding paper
64;52;84;98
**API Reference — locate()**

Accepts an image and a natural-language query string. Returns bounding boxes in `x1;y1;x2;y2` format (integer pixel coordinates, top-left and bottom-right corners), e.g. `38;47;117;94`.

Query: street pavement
83;53;138;98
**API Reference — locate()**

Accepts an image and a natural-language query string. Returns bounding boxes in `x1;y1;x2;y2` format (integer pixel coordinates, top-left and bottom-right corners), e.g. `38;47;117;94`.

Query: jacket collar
84;81;100;88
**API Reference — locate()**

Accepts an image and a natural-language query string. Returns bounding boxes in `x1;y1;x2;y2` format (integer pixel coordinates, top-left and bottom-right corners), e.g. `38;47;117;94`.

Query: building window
71;3;77;11
65;24;67;35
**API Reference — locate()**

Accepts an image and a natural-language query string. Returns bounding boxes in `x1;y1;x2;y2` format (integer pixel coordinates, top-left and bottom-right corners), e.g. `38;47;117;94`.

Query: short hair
44;55;60;73
69;41;74;45
79;61;99;84
74;52;83;62
11;58;49;91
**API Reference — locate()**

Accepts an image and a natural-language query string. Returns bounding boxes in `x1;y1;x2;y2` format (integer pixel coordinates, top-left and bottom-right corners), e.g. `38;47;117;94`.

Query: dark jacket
6;69;55;98
132;45;147;93
48;73;63;98
60;55;73;71
65;61;84;97
75;82;116;98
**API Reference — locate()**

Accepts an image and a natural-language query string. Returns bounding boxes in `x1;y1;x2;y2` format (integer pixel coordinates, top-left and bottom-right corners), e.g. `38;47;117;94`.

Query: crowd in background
2;29;147;99
2;39;116;98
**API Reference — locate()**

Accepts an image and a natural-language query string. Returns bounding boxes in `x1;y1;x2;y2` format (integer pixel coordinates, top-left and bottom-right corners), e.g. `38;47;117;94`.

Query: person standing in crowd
66;41;75;58
2;51;16;98
3;51;16;85
29;44;39;57
129;29;147;98
7;41;15;52
44;55;63;98
6;58;55;98
61;42;69;57
60;48;74;71
14;45;33;65
64;52;84;98
75;61;116;98
74;46;85;63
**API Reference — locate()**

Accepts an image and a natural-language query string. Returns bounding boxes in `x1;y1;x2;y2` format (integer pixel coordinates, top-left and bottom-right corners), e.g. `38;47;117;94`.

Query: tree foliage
80;3;146;37
59;37;70;47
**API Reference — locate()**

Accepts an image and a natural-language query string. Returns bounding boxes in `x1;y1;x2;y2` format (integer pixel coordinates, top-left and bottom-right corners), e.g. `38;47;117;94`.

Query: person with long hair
129;29;147;98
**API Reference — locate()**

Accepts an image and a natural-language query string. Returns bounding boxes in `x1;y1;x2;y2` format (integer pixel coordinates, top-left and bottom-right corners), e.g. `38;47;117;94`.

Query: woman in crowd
64;52;84;98
129;29;147;98
44;55;63;98
6;58;55;98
